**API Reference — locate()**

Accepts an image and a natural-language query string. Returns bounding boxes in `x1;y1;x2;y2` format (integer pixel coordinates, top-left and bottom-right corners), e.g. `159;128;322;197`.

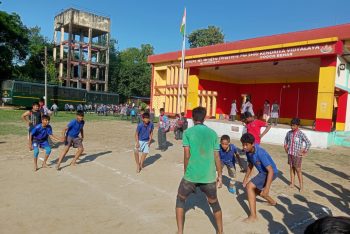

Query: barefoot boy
22;102;42;138
134;112;154;173
219;135;245;194
241;133;278;223
176;107;223;234
56;110;85;170
29;115;62;171
243;111;271;145
284;118;311;192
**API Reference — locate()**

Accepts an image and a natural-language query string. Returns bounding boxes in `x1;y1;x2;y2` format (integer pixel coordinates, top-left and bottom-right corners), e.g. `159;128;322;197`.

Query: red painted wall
198;79;318;120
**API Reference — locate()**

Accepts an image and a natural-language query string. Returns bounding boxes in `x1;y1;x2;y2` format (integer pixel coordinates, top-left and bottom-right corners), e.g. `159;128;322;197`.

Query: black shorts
177;178;217;200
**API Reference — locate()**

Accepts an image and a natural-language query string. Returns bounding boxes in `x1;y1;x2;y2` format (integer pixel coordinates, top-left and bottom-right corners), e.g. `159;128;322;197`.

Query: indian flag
180;8;186;36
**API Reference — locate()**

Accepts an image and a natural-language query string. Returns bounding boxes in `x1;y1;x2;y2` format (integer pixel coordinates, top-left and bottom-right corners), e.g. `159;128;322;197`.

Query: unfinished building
53;8;110;91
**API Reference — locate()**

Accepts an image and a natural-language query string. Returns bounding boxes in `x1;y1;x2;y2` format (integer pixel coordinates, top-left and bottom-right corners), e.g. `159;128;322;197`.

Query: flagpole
178;8;186;114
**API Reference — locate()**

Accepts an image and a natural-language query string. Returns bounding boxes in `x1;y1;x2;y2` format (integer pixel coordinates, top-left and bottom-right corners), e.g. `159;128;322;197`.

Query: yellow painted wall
187;73;199;111
315;66;336;119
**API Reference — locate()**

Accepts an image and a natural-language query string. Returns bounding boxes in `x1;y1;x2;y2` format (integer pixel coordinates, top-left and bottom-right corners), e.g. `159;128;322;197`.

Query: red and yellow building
148;24;350;132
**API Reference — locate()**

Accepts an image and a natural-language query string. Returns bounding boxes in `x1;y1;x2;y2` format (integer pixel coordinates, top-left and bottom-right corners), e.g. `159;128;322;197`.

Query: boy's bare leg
134;149;140;173
296;167;303;192
208;198;223;234
261;192;277;206
34;157;38;171
176;207;185;234
243;182;258;223
139;153;147;170
70;147;84;166
290;165;295;188
42;154;50;168
56;146;70;170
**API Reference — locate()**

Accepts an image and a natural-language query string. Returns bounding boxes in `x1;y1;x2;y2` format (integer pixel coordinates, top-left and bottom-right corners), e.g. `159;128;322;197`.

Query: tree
0;10;29;81
115;44;154;100
188;25;224;48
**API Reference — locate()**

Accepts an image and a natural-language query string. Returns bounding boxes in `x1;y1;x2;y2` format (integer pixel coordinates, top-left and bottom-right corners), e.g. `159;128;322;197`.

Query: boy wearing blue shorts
134;112;154;173
219;135;245;193
56;110;85;170
29;115;62;171
241;133;278;223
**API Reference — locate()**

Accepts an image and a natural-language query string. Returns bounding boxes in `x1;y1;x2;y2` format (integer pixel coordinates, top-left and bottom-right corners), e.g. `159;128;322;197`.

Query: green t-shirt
183;124;220;183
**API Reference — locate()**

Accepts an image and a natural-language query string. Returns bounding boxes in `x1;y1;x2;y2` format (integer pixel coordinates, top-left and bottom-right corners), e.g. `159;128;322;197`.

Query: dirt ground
0;120;349;234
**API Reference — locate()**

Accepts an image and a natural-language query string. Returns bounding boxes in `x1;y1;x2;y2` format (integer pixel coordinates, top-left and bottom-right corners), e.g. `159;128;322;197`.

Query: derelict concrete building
53;8;110;91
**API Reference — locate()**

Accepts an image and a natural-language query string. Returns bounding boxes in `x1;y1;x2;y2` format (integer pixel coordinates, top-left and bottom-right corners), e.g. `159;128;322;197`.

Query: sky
2;0;350;54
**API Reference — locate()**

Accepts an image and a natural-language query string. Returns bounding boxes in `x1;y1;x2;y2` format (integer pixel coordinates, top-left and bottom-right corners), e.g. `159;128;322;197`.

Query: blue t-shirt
219;144;238;167
31;124;52;142
246;144;278;174
66;119;85;138
136;122;154;141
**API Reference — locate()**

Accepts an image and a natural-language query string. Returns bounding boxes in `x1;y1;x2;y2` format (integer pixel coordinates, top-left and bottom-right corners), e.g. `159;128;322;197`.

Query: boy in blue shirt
56;110;85;170
241;133;278;223
219;135;245;193
134;112;154;173
29;115;62;171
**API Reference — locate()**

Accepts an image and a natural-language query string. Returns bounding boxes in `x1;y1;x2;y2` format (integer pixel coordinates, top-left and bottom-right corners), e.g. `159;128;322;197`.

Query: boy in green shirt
175;107;223;234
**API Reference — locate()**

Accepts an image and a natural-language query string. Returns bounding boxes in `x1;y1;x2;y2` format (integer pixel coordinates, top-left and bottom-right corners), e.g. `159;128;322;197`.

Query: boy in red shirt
243;112;271;144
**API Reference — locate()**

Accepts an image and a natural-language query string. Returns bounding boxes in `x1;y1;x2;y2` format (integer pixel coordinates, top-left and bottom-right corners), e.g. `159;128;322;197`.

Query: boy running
176;107;223;234
284;118;311;192
29;115;62;171
243;111;271;145
56;110;85;170
241;133;278;223
219;135;245;193
134;112;154;173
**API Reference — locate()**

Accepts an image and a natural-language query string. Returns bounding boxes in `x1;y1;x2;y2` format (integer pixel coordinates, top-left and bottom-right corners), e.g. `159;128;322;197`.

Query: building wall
198;78;318;122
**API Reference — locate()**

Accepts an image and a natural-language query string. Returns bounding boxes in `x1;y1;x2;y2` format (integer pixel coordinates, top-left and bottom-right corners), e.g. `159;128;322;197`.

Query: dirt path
0;120;349;234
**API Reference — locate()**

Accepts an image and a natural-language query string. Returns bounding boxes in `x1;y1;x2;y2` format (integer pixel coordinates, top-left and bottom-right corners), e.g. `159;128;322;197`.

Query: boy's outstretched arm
261;165;274;197
49;134;64;142
214;151;222;188
243;163;254;187
260;125;272;139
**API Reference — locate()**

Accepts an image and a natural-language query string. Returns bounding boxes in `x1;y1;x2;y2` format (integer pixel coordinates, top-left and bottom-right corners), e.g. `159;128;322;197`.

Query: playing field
0;110;349;234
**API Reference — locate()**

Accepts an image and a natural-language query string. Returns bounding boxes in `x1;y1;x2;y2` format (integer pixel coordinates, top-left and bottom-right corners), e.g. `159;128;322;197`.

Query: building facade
148;24;350;133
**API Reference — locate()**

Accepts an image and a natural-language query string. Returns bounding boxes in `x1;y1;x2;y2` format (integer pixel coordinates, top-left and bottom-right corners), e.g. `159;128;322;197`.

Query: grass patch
0;123;26;136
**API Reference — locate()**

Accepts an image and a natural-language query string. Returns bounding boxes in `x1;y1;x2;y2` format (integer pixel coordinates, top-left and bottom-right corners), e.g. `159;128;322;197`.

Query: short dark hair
240;133;255;144
142;112;150;119
160;108;165;112
291;118;300;126
181;112;185;116
42;115;50;121
39;98;45;102
76;110;84;116
32;102;39;106
304;216;350;234
221;135;230;142
243;111;253;119
192;106;206;123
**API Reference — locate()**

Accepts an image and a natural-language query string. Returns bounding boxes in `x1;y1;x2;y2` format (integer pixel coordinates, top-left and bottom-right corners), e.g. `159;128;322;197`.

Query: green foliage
188;25;224;48
0;10;29;81
109;44;153;100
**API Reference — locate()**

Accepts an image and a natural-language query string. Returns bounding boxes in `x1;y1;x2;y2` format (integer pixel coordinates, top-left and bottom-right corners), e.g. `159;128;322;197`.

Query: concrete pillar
96;83;99;91
315;57;337;132
186;68;199;116
59;27;64;83
78;32;84;89
96;51;100;81
53;30;57;62
104;33;110;92
66;17;73;87
336;92;348;131
86;27;92;91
